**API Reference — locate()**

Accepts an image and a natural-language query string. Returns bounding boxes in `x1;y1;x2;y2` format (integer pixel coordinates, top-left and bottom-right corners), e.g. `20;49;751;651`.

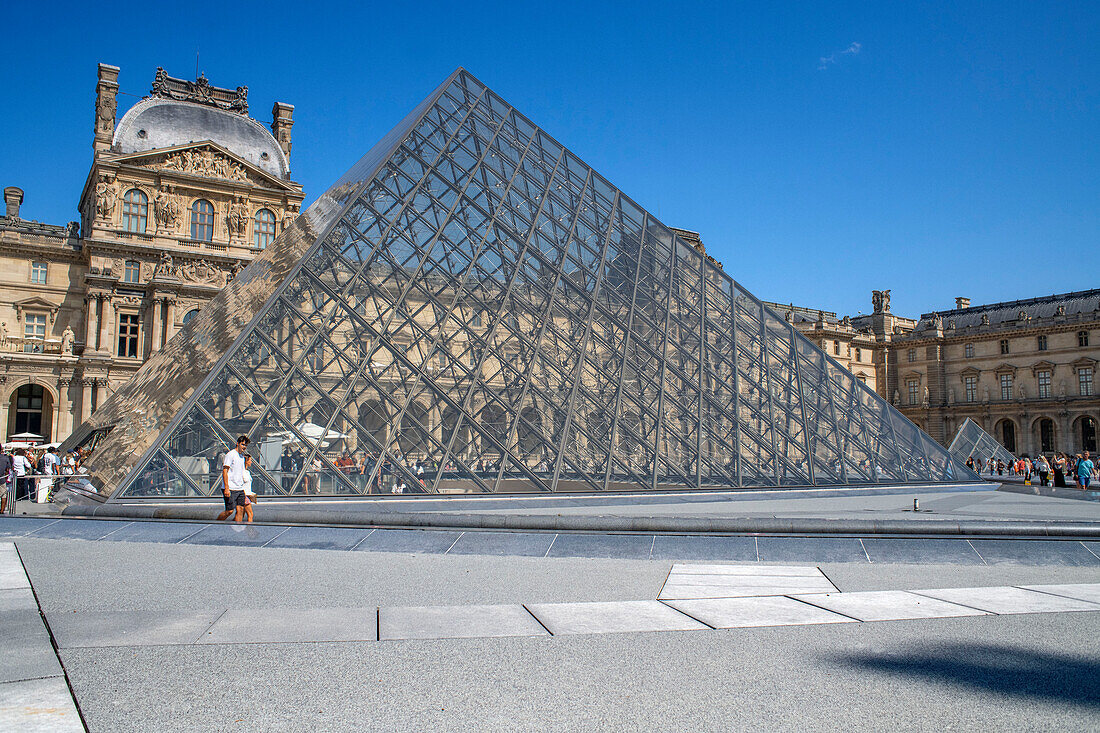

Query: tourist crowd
965;452;1096;489
0;445;91;511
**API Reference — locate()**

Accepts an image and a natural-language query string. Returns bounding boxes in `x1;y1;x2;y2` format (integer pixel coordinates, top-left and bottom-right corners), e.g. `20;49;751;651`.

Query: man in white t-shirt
217;435;250;522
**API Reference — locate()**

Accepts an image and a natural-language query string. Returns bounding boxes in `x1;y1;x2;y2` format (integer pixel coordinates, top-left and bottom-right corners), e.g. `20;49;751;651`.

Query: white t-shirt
243;469;255;496
223;450;246;491
43;453;60;475
13;455;31;477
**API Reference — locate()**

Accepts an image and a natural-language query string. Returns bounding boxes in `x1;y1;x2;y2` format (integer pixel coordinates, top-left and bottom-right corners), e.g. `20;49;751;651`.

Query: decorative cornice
150;68;248;115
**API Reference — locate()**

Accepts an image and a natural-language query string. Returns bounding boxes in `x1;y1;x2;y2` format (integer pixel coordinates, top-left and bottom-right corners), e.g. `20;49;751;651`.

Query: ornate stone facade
0;64;303;442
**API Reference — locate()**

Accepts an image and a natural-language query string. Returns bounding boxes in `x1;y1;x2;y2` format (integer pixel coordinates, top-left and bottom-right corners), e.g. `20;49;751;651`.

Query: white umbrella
295;422;348;443
10;432;44;442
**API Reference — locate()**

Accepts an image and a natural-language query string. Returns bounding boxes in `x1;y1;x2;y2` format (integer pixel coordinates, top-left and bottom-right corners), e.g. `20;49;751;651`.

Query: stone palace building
0;64;303;442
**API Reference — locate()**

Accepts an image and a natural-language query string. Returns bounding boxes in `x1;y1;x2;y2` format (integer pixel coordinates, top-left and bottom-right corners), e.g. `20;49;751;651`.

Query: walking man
217;435;250;522
1078;451;1095;490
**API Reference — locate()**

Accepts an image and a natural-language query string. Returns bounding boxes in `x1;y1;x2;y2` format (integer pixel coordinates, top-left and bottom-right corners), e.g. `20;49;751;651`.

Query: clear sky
2;1;1096;319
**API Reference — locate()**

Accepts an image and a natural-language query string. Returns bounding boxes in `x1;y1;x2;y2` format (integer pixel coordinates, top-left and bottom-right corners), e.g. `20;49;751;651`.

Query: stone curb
62;503;1100;538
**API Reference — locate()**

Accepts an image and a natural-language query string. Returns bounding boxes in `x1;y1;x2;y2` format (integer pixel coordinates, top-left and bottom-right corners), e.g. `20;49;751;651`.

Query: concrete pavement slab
1017;583;1100;604
669;563;823;576
0;517;59;538
0;543;30;590
263;526;375;551
658;576;836;599
99;521;208;545
544;533;654;559
650;535;757;562
757;537;869;563
49;609;224;648
525;600;707;635
792;590;989;622
24;518;129;541
353;528;462;554
445;531;556;557
0;677;83;733
181;523;289;547
967;539;1100;566
912;586;1100;615
665;595;857;628
198;607;377;645
861;538;984;565
0;589;63;683
379;604;548;640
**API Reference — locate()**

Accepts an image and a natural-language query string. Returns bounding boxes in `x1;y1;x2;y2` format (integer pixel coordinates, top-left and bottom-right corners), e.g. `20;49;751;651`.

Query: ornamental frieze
159;148;249;183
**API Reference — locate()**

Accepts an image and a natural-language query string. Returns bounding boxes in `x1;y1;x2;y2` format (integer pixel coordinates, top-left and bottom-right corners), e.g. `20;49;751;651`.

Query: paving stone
49;609;224;648
0;677;83;733
446;531;556;557
181;524;289;547
1017;583;1100;604
658;576;836;600
792;590;989;622
670;563;822;577
23;519;129;541
665;596;857;629
198;607;377;644
379;604;548;640
525;600;707;635
263;526;375;551
99;521;208;545
0;517;60;538
861;538;984;565
0;589;63;684
0;543;30;590
353;528;463;554
912;586;1100;615
968;539;1100;566
650;535;757;562
545;533;654;560
757;537;869;563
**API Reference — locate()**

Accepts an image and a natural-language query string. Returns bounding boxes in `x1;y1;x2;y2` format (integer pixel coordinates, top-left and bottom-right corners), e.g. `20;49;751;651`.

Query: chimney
94;63;120;155
4;187;23;219
955;297;970;310
271;102;294;163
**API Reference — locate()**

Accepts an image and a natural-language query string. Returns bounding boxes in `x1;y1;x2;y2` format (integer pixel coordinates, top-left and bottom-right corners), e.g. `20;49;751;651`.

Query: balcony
0;337;83;357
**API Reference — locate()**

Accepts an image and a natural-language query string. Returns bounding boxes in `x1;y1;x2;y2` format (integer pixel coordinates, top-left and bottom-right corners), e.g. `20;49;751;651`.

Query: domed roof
114;98;290;179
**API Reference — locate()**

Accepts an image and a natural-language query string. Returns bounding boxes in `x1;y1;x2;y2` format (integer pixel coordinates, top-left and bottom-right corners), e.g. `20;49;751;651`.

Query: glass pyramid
947;418;1017;471
63;69;981;499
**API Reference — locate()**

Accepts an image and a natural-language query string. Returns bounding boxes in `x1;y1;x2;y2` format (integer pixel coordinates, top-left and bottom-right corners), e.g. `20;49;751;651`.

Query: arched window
253;209;276;249
182;308;200;324
190;199;214;242
122;189;148;233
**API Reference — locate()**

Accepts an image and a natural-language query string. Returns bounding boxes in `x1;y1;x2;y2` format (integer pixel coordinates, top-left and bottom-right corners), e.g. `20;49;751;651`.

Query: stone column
54;378;72;442
149;297;164;357
81;379;94;422
163;299;176;347
84;294;99;352
1059;411;1072;454
98;294;113;355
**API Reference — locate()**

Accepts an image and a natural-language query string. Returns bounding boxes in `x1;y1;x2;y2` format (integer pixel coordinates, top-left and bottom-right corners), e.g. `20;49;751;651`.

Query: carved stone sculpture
162;148;248;182
95;176;119;220
0;321;8;346
892;390;900;405
153;251;173;278
227;200;249;237
61;325;75;355
179;259;222;286
872;290;891;314
154;188;181;231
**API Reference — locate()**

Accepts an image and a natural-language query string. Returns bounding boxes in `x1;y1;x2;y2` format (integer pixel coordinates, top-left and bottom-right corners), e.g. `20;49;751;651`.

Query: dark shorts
223;490;247;510
1081;476;1092;489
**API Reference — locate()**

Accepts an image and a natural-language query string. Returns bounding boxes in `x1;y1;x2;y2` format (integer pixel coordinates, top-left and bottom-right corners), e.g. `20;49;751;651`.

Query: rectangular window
964;343;974;358
1000;339;1009;355
1081;367;1095;397
117;313;139;358
908;379;919;405
834;342;840;356
30;261;47;284
23;313;46;353
854;348;861;361
1037;370;1051;399
1000;373;1013;400
1079;331;1090;347
907;349;916;363
964;375;977;403
124;260;140;284
1037;335;1047;351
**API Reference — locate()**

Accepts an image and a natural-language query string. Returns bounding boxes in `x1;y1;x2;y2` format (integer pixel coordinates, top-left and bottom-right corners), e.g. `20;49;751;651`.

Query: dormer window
122;189;148;233
191;199;214;242
253;208;276;249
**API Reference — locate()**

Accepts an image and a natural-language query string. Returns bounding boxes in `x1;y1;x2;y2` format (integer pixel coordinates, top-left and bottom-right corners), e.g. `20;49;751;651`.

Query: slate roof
915;289;1100;331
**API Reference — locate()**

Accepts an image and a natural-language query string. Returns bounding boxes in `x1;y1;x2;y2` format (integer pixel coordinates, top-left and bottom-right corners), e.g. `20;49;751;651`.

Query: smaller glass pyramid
63;69;982;499
947;418;1017;472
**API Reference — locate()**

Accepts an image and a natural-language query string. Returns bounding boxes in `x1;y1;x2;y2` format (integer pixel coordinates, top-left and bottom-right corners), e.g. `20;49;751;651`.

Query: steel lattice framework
948;418;1017;468
63;69;980;499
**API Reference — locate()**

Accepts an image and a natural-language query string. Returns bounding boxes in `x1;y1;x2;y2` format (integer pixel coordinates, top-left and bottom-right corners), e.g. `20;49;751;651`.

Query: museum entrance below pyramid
61;69;979;499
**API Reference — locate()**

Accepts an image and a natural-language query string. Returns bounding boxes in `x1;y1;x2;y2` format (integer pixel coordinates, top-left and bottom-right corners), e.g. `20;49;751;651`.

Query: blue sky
2;1;1096;318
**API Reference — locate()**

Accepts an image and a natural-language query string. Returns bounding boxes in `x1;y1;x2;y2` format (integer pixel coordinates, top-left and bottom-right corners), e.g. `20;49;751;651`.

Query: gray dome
114;98;289;179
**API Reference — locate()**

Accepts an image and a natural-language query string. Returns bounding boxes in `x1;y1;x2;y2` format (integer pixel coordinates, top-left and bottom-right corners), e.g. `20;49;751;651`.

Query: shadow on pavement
833;643;1100;707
